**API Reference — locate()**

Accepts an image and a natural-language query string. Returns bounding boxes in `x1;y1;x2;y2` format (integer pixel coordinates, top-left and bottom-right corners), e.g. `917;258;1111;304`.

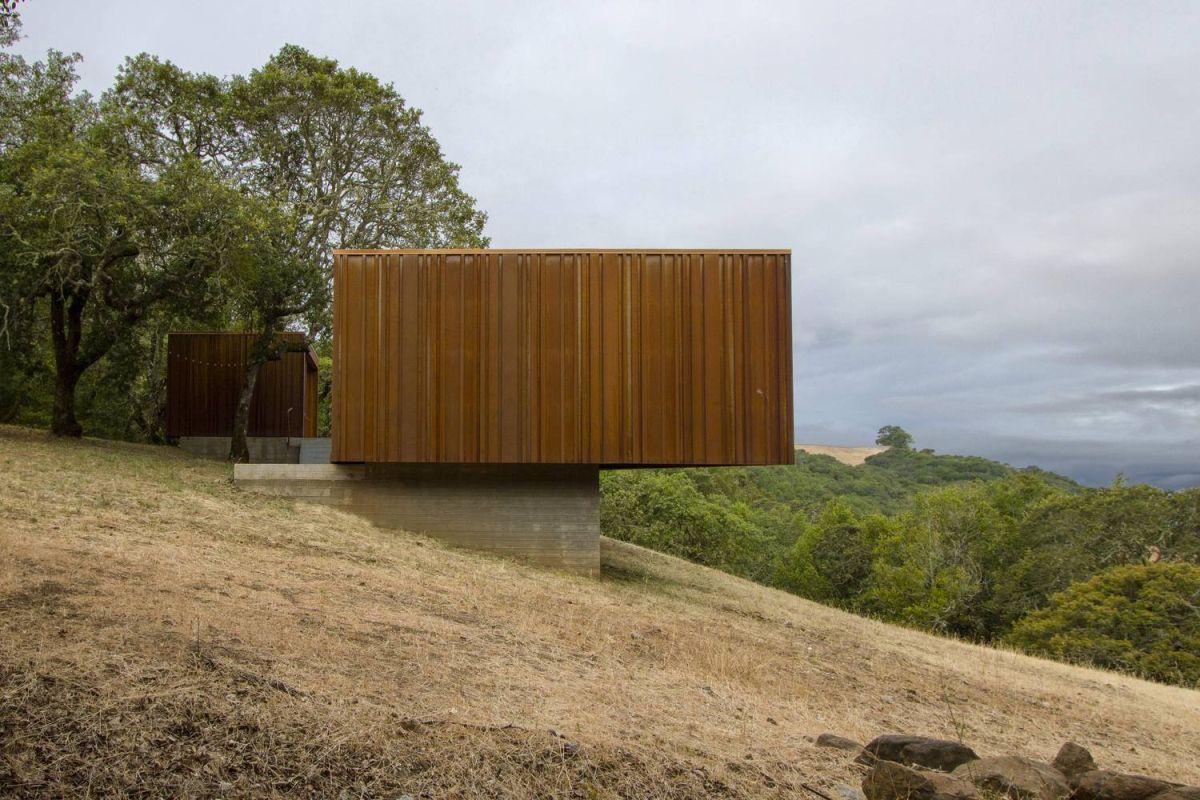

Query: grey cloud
1020;384;1200;413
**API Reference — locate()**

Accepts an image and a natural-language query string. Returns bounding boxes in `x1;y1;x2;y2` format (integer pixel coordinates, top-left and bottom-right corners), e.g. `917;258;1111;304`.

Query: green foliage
2;39;489;442
776;500;888;605
0;45;250;436
602;450;1067;613
992;483;1200;632
228;46;489;277
875;425;913;449
863;447;1035;490
600;471;773;582
862;480;1024;637
1005;563;1200;687
0;0;21;47
603;448;1200;687
100;47;490;454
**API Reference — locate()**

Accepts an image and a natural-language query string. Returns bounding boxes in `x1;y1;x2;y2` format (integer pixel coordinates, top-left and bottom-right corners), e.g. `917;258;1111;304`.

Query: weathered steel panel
331;249;793;465
166;332;318;439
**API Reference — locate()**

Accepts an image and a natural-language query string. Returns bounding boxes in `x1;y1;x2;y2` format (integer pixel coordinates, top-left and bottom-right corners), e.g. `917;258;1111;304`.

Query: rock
1052;742;1097;785
1149;788;1200;800
951;756;1069;800
863;760;979;800
835;783;867;800
858;735;980;772
817;733;865;752
1074;771;1177;800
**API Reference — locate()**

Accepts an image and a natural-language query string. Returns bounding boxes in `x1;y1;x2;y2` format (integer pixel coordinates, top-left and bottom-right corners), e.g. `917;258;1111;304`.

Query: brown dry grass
1;424;1198;798
793;445;887;466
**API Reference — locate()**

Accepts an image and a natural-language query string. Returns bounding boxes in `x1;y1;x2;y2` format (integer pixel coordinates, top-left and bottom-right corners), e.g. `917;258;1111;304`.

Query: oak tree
0;47;245;436
110;46;490;460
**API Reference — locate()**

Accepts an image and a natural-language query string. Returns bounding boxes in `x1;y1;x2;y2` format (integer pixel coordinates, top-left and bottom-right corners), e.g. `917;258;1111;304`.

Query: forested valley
602;433;1200;688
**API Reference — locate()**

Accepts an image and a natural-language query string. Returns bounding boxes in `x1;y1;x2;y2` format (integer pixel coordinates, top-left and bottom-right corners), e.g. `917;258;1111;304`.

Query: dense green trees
100;47;489;459
1;27;487;450
777;500;887;605
603;450;1200;687
601;470;775;582
1006;563;1200;687
986;482;1200;634
0;45;249;435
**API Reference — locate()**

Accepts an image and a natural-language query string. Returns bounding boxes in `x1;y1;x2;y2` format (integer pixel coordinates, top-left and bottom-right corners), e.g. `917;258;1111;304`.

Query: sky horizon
12;1;1200;488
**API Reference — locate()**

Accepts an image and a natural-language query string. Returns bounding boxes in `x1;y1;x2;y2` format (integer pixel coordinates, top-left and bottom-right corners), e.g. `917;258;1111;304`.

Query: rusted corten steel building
235;248;793;573
331;249;793;466
166;332;319;440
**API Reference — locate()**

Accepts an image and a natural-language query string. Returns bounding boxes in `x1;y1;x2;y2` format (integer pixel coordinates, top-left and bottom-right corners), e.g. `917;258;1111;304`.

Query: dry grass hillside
2;425;1198;798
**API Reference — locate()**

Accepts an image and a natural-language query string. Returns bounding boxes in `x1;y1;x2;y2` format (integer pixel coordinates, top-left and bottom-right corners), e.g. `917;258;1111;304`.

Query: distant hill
671;444;1081;520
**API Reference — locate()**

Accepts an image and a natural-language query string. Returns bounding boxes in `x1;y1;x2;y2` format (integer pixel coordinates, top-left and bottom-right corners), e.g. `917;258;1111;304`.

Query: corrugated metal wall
166;332;318;438
332;249;793;466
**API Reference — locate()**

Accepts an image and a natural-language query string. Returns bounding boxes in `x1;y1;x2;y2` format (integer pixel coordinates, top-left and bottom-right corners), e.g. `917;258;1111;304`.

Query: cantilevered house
236;249;793;572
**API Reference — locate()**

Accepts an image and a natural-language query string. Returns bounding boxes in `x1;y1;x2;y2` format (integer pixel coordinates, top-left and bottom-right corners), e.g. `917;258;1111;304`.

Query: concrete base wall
233;463;600;573
178;437;300;463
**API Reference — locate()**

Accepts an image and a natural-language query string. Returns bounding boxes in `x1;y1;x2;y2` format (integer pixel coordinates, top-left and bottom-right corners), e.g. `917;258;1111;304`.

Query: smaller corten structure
166;332;318;440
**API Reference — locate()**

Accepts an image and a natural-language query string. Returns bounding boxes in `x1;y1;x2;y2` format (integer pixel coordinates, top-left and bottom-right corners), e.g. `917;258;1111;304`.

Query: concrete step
297;437;332;464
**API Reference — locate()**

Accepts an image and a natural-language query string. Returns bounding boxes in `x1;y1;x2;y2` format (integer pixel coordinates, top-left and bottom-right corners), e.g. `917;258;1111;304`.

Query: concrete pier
233;463;601;573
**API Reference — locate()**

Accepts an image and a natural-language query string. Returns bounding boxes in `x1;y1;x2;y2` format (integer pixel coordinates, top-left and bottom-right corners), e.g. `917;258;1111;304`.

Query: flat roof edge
333;248;792;255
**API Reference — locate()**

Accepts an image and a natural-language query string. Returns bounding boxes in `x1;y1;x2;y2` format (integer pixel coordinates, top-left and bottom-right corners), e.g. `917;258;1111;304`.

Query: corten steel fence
166;332;318;439
332;249;793;465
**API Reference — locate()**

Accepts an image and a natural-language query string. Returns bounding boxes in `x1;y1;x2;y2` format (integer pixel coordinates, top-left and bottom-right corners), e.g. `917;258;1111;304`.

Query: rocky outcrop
1073;770;1179;800
858;735;980;772
1053;742;1098;786
951;755;1069;800
825;735;1199;800
817;733;865;753
1148;788;1200;800
863;760;979;800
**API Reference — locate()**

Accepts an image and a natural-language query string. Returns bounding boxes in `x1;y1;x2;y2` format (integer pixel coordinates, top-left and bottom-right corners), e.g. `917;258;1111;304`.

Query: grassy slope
1;425;1196;799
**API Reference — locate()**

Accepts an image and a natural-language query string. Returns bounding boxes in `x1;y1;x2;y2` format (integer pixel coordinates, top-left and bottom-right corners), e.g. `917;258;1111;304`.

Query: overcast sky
14;1;1200;487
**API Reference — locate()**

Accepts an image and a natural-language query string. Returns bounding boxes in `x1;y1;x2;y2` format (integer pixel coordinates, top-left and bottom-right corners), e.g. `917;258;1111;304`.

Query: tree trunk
49;293;87;438
0;379;26;424
51;364;84;437
229;359;264;463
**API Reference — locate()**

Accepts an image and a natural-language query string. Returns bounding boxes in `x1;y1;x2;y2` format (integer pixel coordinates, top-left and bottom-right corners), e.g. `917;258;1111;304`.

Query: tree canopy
1005;563;1200;687
875;425;913;449
0;46;248;435
1;41;488;449
101;46;489;459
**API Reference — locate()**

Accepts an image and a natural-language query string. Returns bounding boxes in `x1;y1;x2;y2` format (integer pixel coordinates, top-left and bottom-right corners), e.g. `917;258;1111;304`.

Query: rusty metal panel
303;348;318;438
166;332;316;439
331;249;793;465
